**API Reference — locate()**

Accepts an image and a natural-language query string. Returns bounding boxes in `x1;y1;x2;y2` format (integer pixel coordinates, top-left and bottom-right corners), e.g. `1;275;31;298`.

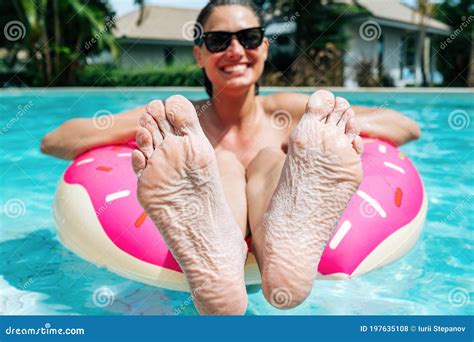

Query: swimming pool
0;88;472;315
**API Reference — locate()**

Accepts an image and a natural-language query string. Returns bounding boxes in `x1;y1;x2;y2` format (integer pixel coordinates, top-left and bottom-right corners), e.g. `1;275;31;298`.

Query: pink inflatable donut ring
53;138;427;291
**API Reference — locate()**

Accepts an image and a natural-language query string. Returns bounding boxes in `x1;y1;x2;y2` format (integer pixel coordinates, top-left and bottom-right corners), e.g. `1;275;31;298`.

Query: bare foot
132;95;248;315
253;90;363;309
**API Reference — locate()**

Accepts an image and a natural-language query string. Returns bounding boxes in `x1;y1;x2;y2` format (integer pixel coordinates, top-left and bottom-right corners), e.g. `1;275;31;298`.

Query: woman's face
193;5;269;95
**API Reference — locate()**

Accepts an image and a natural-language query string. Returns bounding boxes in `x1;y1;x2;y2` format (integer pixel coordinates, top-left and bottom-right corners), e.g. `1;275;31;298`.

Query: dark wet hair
194;0;265;98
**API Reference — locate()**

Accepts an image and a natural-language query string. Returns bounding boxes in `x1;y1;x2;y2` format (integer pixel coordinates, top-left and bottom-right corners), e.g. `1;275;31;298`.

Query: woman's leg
246;147;286;239
216;150;248;237
133;97;248;315
251;90;363;310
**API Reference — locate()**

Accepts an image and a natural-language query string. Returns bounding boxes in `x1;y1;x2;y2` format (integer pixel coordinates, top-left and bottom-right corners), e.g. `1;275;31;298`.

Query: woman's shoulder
260;92;309;119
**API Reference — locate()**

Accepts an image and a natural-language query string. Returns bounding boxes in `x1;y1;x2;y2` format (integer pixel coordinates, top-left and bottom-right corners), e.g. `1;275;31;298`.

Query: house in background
340;0;451;87
113;6;199;68
266;0;451;86
110;2;451;87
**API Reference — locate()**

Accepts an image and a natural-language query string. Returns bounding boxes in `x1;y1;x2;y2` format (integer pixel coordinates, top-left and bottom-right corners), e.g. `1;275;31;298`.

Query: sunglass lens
205;33;231;53
238;28;263;49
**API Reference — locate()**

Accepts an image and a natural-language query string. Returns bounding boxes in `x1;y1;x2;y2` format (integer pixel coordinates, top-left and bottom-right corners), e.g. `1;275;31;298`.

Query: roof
114;2;451;44
114;6;200;43
343;0;451;34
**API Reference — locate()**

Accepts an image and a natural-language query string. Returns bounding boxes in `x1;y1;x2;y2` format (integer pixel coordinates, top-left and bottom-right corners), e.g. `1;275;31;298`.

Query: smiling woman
192;0;267;97
41;0;422;315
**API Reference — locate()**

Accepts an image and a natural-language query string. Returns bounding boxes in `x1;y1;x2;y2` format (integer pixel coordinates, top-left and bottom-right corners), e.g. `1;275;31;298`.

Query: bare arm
351;105;420;146
265;92;420;146
40;106;145;160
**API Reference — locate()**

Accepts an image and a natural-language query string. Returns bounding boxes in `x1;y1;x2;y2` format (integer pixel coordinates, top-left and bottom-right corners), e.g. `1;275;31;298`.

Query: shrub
77;64;204;87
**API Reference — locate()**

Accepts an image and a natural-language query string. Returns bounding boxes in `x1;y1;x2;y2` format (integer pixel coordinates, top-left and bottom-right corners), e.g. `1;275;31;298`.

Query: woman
41;0;420;315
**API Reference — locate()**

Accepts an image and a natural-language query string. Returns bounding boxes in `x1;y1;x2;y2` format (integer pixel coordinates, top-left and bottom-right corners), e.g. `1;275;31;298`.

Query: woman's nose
226;36;245;56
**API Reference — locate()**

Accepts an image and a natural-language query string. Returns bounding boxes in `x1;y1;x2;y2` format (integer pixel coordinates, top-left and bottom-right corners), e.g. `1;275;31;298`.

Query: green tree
0;0;117;86
432;0;473;87
292;0;368;86
294;1;367;52
417;0;430;86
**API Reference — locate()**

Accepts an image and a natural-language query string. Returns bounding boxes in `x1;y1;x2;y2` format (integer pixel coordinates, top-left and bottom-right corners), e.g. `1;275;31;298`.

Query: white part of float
318;186;428;279
53;178;261;292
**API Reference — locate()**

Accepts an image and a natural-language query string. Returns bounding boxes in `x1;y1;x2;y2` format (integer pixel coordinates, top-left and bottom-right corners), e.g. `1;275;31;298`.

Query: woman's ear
262;37;270;61
193;45;203;67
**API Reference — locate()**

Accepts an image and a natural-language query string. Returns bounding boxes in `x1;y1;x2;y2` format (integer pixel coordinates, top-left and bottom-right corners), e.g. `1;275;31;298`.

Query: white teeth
223;64;247;73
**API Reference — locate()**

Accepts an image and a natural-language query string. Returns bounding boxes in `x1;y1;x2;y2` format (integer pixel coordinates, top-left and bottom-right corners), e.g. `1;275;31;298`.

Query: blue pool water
0;88;472;315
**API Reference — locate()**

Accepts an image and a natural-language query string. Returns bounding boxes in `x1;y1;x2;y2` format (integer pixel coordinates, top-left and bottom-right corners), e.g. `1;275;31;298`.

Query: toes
345;116;361;139
337;107;355;131
132;150;146;176
146;100;173;136
327;97;350;125
345;116;363;154
305;89;336;121
353;135;364;155
136;127;154;159
139;113;162;148
164;95;202;136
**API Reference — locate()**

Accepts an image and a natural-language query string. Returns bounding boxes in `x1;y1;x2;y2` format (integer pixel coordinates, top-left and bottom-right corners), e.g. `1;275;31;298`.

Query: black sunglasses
195;27;265;53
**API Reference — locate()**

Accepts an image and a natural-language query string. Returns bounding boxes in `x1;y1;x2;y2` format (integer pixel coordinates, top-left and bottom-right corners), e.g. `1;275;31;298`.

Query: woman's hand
41;106;144;160
352;106;421;146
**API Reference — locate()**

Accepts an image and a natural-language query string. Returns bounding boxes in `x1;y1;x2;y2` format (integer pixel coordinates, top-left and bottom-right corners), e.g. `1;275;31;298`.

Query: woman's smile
219;62;252;76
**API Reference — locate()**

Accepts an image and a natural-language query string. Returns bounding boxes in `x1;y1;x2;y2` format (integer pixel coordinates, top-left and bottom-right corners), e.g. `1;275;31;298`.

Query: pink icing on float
62;141;181;273
318;138;427;277
53;138;427;291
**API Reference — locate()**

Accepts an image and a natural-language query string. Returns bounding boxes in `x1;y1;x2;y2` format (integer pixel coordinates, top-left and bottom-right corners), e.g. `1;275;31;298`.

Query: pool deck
0;86;473;94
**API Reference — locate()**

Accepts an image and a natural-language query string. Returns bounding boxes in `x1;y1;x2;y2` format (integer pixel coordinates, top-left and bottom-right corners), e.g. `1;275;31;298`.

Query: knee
247;147;285;179
215;149;245;175
215;149;238;162
257;146;284;158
